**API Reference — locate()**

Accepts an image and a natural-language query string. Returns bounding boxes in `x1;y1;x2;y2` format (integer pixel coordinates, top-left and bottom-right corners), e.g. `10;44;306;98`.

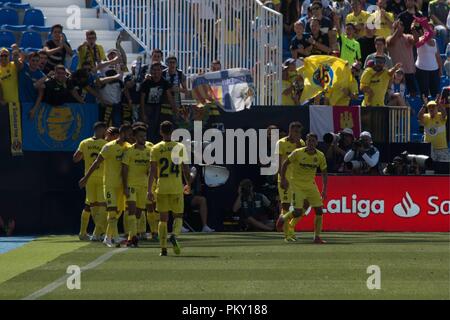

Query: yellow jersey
423;113;448;150
122;144;151;187
288;147;327;186
0;62;19;103
276;136;305;182
360;68;391;107
346;10;370;37
99;140;131;188
326;75;359;106
369;10;394;39
77;137;107;180
151;141;188;195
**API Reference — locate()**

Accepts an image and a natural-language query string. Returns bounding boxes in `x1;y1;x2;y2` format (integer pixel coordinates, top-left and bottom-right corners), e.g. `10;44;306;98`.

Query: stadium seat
0;0;21;4
0;30;16;48
69;52;79;72
28;25;51;33
4;3;32;10
0;8;19;26
441;76;450;89
2;24;27;32
23;9;45;27
19;31;42;51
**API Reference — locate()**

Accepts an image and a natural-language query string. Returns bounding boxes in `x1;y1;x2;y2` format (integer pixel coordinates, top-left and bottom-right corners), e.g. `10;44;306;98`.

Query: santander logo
393;192;421;218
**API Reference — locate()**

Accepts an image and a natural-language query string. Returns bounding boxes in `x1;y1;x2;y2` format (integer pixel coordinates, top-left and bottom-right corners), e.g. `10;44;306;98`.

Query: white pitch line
22;248;128;300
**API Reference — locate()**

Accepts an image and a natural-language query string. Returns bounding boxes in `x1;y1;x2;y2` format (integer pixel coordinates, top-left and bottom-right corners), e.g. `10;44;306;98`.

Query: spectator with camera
344;131;380;174
383;153;421;175
418;99;449;161
232;179;274;232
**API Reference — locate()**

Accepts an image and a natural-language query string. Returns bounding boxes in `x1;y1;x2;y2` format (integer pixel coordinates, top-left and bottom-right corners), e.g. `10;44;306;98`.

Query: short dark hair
28;52;40;60
346;23;356;30
374;36;386;45
150;62;162;70
51;24;63;33
151;48;163;56
93;121;107;131
307;132;318;140
166;55;177;62
119;123;132;133
212;59;221;65
289;121;303;130
133;126;147;135
160;121;173;135
132;121;149;130
107;127;119;135
86;30;96;37
54;64;66;72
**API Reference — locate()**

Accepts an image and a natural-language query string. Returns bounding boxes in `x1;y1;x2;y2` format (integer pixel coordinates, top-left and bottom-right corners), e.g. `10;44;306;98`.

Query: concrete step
27;0;86;8
36;7;98;19
45;16;110;30
64;30;120;41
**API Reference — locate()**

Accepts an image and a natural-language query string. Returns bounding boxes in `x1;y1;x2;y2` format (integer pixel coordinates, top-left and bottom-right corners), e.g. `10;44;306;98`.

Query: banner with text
21;103;98;151
296;176;450;232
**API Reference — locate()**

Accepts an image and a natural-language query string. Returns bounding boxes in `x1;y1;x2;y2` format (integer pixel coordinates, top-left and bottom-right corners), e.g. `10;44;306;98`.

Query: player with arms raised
277;133;328;244
148;121;190;256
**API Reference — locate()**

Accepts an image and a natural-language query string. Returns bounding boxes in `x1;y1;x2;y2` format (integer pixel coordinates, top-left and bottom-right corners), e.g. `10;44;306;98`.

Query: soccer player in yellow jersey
79;124;133;247
121;126;151;247
73;122;107;241
275;122;305;242
148;121;190;256
277;133;328;244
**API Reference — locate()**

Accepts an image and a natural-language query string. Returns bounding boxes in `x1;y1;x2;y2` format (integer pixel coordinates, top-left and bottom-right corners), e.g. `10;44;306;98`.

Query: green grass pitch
0;232;449;300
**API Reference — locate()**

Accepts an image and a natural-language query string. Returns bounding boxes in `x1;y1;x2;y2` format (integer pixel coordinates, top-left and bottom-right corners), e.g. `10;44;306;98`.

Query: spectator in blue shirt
19;52;46;103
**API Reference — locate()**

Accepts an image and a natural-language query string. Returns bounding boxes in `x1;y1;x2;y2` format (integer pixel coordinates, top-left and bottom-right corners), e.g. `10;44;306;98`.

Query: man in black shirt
139;62;176;142
42;24;73;75
358;25;377;64
397;0;423;34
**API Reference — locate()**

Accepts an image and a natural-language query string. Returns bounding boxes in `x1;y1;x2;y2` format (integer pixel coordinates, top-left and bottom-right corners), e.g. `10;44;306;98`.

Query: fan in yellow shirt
79;123;133;248
368;0;394;39
277;133;328;244
345;0;370;38
148;121;190;256
325;64;359;106
73;122;107;241
121;126;151;247
419;100;449;161
275;122;305;242
360;58;402;106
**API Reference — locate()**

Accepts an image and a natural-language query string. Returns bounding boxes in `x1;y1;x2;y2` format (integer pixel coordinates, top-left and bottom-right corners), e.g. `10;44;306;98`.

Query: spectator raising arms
77;30;107;71
42;24;73;75
346;0;370;39
360;57;402;106
338;23;362;65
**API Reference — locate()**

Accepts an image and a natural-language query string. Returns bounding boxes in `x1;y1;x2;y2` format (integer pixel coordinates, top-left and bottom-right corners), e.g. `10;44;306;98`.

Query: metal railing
95;0;283;105
389;106;411;143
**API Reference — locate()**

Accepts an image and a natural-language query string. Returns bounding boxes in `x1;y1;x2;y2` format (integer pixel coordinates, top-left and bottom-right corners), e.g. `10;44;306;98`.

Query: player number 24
159;158;180;178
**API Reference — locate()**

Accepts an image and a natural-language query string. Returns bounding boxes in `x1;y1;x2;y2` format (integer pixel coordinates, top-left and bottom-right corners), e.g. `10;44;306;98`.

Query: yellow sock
106;211;118;238
147;211;159;235
97;206;107;235
172;217;183;237
282;211;294;221
123;212;129;235
314;215;323;238
158;221;168;249
80;210;90;235
288;216;302;236
91;207;101;237
137;214;146;234
127;215;137;241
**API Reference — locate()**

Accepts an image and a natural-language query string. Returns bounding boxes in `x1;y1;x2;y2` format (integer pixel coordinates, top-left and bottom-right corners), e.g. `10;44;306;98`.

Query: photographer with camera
232;179;274;232
383;152;421;176
344;131;380;174
322;128;354;173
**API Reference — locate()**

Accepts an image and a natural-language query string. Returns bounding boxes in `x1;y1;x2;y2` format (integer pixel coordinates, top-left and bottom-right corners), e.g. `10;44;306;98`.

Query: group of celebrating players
75;121;189;256
75;119;329;257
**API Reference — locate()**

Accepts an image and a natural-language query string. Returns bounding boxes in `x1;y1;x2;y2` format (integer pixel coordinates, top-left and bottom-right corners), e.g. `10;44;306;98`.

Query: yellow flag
298;55;351;104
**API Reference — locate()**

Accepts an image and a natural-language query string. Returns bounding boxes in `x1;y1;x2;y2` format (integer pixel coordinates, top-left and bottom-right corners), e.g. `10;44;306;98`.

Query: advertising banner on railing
296;176;450;232
21;103;98;152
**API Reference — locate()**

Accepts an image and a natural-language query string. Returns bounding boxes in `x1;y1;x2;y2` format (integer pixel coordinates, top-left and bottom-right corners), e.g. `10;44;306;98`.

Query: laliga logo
393;192;420;218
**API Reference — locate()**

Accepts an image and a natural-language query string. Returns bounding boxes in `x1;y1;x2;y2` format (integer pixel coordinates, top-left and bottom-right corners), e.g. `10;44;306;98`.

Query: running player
121;126;150;247
73;122;107;241
275;121;305;242
277;133;328;244
79;124;133;247
147;121;190;256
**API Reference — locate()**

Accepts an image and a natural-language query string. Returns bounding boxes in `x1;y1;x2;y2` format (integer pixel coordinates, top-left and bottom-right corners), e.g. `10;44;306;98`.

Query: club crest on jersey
312;64;334;88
